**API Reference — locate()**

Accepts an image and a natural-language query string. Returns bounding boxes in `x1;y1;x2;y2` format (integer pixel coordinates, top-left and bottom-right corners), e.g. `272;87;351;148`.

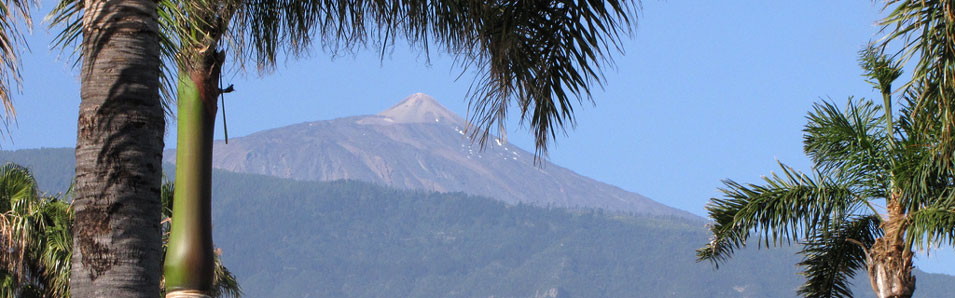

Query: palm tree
51;0;168;296
53;1;642;296
0;163;71;297
696;49;955;298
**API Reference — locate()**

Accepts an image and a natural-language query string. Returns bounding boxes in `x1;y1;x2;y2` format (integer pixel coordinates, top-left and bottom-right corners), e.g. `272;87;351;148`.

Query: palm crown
50;0;640;156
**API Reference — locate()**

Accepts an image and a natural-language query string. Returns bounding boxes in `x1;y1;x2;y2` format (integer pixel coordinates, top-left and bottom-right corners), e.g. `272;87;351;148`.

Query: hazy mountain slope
3;148;955;297
167;93;695;219
0;147;74;193
208;169;953;298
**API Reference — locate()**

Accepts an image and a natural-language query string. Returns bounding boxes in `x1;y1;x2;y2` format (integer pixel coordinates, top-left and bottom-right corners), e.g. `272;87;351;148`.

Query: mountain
0;148;75;193
165;93;695;219
208;171;955;298
3;149;955;297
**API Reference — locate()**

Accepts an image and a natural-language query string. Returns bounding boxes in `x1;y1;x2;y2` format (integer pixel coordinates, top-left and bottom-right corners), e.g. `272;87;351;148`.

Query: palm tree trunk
867;201;916;298
164;50;223;298
71;0;164;296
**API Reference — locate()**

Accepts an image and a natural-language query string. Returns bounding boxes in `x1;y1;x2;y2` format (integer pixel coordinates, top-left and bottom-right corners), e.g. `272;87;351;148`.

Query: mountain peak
378;93;464;124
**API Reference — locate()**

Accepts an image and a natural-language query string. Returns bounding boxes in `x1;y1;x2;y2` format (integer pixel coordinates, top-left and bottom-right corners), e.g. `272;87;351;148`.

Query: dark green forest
4;148;955;297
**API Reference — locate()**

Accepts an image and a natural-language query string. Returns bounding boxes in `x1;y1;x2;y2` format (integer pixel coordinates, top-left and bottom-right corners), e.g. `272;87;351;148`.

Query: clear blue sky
8;1;955;275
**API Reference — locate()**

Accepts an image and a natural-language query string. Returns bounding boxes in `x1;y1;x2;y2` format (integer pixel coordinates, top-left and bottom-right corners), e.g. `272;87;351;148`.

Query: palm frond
797;214;881;298
860;45;903;95
890;83;955;214
803;98;889;191
46;0;82;66
0;163;37;211
53;0;639;156
879;0;955;164
232;0;640;157
904;195;955;249
160;176;174;219
34;198;71;297
0;163;74;297
0;0;35;127
209;250;242;298
453;0;639;157
697;163;864;267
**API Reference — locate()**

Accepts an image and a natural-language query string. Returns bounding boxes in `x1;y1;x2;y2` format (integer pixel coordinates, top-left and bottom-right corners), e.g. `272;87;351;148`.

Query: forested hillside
3;148;955;297
207;170;955;297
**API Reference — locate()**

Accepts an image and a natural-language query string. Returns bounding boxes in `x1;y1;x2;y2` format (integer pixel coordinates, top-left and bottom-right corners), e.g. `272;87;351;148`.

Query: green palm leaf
797;215;881;298
0;0;35;125
804;99;890;194
879;0;955;164
52;0;641;155
697;163;864;267
904;194;955;249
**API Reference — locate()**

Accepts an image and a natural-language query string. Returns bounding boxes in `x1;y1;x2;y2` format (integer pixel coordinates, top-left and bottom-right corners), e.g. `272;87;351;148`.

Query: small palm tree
696;49;955;298
0;163;71;297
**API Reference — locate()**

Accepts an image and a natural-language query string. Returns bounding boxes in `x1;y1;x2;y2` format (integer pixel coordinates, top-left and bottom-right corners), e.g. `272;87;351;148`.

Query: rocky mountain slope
167;93;695;218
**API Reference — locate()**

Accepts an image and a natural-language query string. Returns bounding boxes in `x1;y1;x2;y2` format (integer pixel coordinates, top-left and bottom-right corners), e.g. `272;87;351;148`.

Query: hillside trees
697;49;955;298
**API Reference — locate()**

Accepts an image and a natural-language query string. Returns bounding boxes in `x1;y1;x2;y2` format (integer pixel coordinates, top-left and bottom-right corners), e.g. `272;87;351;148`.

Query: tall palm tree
696;49;955;298
49;0;168;296
54;1;642;297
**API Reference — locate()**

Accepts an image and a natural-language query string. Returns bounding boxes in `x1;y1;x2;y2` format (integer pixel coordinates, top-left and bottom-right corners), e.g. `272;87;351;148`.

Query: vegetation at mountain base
5;149;955;298
697;48;955;298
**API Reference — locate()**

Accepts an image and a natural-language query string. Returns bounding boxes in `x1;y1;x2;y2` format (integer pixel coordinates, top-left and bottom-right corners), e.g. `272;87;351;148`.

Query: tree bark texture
164;50;222;297
71;0;164;296
867;200;916;298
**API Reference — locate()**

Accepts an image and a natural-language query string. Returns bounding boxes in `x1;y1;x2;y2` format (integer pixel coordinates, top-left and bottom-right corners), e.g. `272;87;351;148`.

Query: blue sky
8;1;955;276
